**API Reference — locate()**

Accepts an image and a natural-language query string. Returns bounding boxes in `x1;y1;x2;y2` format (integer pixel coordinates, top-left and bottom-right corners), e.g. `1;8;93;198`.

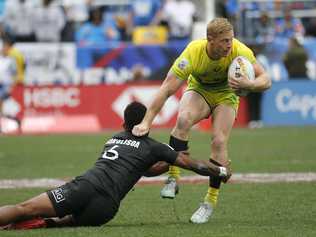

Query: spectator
224;0;239;35
61;0;92;41
161;0;196;40
127;0;162;36
32;0;66;42
113;13;129;41
75;7;120;45
275;7;305;39
283;37;308;79
215;0;241;35
305;18;316;37
215;0;228;18
103;6;130;42
2;0;35;42
253;11;274;44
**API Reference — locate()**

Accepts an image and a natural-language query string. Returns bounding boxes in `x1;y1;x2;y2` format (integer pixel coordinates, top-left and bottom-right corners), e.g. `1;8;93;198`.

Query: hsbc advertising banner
262;80;316;126
7;84;249;134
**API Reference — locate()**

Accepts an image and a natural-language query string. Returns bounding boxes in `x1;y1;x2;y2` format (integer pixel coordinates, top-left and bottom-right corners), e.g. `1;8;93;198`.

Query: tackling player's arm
132;71;185;136
144;161;170;177
144;151;232;182
174;151;231;183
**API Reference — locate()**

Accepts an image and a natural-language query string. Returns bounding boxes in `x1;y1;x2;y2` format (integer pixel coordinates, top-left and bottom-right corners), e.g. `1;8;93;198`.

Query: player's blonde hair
207;18;233;37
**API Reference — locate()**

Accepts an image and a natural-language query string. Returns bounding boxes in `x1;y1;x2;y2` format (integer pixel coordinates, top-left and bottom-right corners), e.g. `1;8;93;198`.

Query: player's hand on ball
228;56;255;96
132;123;150;136
228;75;252;91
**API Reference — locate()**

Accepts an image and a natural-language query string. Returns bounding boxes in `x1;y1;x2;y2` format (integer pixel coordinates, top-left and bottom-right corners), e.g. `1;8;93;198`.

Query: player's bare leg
0;193;56;229
161;91;210;198
44;215;75;228
191;104;235;224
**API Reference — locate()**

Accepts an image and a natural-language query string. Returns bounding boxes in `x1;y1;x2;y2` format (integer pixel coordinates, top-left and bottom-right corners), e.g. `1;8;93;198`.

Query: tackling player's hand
210;159;232;183
132;123;150;136
219;165;232;183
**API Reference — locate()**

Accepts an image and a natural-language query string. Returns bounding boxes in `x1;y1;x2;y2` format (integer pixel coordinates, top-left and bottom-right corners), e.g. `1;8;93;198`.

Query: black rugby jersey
80;131;177;205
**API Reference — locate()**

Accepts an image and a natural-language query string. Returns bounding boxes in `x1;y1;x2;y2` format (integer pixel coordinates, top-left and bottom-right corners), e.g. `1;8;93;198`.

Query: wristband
219;167;227;177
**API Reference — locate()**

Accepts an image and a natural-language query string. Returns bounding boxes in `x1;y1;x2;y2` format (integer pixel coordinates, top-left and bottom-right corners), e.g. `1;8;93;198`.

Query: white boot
190;202;213;224
160;177;179;199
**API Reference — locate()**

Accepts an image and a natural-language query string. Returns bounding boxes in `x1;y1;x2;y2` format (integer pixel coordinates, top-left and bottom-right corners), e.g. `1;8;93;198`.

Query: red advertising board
7;83;249;134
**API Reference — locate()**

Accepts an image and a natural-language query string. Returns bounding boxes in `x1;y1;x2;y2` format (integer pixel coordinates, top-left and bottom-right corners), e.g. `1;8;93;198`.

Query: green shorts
186;78;239;113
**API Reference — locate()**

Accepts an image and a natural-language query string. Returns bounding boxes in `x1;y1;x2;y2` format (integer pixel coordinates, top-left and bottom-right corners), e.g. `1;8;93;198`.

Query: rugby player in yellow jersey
2;35;25;85
132;18;271;223
0;34;25;132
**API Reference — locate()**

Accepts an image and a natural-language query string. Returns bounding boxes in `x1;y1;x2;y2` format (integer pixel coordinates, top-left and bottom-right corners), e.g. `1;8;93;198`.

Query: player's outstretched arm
143;161;169;177
132;72;184;136
174;151;232;183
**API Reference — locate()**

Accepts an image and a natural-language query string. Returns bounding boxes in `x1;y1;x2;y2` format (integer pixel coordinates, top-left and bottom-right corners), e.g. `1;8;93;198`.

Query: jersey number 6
102;145;119;160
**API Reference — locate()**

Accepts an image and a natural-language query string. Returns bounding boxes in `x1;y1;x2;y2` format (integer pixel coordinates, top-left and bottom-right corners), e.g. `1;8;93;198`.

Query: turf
0;127;315;179
0;126;316;236
0;183;315;237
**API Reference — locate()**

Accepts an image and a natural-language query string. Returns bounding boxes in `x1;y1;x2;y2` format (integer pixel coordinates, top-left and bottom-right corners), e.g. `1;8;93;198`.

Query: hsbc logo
112;86;179;125
24;87;80;108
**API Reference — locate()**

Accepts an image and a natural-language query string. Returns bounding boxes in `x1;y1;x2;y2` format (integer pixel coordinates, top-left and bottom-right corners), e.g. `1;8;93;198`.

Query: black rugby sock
169;135;188;151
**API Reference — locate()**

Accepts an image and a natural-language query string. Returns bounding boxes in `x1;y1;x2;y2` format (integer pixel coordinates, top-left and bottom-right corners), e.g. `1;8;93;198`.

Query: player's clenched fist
132;123;150;136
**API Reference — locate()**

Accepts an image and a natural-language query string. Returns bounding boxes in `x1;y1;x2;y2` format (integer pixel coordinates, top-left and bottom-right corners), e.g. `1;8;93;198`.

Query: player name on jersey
106;138;140;148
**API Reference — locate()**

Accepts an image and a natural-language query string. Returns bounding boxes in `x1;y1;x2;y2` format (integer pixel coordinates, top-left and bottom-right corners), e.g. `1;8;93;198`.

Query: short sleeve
170;45;193;80
237;43;256;64
152;142;178;164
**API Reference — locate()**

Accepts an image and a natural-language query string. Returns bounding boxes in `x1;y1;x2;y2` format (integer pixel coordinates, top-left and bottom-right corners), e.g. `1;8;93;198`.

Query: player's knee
176;112;194;131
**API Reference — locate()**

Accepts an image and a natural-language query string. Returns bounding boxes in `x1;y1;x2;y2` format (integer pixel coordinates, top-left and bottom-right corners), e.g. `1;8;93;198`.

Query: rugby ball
228;56;255;96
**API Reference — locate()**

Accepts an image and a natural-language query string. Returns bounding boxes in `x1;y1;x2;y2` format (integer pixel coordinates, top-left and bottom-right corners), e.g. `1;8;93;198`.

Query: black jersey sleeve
151;142;178;164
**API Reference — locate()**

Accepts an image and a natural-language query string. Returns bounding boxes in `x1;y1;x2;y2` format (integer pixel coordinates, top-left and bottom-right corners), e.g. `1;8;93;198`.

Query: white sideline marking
1;173;316;189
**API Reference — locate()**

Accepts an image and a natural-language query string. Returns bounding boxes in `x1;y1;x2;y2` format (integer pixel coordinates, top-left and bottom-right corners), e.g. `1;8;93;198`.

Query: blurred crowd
0;1;315;94
0;0;198;44
0;0;314;49
217;0;316;40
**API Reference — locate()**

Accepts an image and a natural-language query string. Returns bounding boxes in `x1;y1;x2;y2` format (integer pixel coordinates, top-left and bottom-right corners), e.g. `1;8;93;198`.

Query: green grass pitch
0;126;316;237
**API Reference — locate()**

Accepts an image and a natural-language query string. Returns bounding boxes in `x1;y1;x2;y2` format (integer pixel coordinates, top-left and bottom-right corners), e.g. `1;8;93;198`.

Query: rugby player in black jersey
0;102;231;230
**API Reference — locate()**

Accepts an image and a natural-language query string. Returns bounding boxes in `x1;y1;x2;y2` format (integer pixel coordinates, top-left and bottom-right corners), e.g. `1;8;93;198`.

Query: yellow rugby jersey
171;38;256;89
8;47;25;84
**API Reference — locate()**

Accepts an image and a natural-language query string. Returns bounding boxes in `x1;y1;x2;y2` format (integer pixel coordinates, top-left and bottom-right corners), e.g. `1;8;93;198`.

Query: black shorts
47;178;118;226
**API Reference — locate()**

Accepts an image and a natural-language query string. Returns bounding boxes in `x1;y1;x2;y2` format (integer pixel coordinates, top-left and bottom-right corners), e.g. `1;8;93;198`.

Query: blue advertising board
262;80;316;126
75;38;316;84
76;40;188;82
